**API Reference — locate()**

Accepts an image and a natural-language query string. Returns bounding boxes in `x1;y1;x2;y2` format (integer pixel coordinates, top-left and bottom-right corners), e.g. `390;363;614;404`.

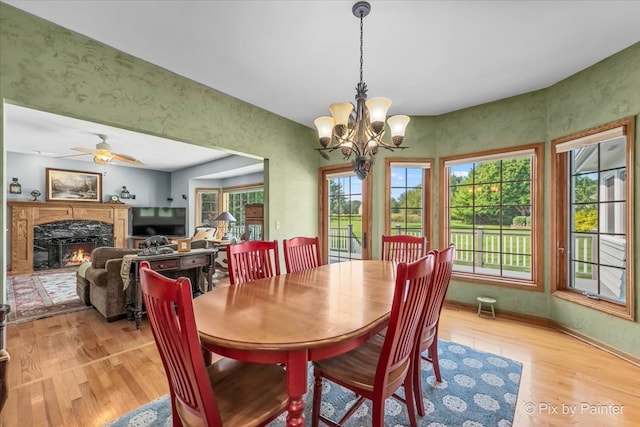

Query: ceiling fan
67;134;144;166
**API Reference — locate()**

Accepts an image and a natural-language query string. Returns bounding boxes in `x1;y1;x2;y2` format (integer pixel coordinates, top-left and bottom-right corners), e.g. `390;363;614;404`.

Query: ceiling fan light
94;149;114;164
94;156;110;165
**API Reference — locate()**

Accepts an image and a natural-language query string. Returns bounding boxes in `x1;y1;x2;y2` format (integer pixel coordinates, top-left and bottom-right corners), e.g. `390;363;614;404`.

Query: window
195;188;221;226
325;169;369;262
440;143;543;289
223;185;263;238
551;117;634;320
385;158;432;246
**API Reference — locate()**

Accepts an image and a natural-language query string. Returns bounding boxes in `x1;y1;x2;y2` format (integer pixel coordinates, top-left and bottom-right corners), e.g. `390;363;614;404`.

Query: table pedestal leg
285;351;307;427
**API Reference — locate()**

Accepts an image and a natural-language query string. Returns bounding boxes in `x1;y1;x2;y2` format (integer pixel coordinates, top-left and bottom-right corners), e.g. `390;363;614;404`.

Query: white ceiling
4;0;640;172
4;103;242;173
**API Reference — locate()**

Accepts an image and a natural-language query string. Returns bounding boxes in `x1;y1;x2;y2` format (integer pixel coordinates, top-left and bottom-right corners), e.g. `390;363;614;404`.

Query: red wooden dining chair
139;261;288;427
311;254;435;427
381;234;427;263
412;244;455;416
227;240;281;285
282;236;322;273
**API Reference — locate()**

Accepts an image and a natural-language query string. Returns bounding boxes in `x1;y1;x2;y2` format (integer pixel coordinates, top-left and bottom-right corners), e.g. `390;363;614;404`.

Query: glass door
320;165;372;262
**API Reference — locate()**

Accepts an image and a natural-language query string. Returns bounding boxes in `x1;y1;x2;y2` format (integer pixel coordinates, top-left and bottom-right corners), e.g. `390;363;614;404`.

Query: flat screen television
130;207;187;237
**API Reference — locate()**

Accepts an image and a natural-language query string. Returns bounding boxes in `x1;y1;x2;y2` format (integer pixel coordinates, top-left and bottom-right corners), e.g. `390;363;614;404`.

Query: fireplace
8;201;130;276
33;221;114;271
56;237;113;267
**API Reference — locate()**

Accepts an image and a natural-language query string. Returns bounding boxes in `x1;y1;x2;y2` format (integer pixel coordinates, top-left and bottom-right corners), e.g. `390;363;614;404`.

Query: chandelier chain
359;12;364;84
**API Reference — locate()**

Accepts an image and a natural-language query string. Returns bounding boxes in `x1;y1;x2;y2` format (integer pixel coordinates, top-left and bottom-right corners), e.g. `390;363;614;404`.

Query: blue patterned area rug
104;340;522;427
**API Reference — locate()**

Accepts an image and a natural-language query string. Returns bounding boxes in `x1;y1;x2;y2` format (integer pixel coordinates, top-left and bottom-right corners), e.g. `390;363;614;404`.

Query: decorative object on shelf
214;211;237;240
30;189;41;201
314;1;410;180
120;186;133;199
109;195;123;204
46;168;102;202
9;178;22;194
177;239;191;253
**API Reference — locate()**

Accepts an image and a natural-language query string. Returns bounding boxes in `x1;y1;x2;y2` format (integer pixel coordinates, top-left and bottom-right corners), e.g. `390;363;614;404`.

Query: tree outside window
441;144;543;289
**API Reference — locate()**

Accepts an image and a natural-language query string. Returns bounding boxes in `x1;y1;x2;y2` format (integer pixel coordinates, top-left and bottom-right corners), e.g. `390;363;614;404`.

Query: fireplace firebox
33;221;114;271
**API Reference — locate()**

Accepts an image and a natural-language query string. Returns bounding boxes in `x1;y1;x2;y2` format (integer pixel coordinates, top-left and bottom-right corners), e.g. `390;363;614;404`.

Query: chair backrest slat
381;235;427;263
376;254;434;390
421;244;455;333
283;236;322;273
227;240;281;285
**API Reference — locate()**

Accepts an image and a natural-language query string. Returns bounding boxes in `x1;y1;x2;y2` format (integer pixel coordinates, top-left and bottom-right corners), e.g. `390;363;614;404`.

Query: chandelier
314;1;410;180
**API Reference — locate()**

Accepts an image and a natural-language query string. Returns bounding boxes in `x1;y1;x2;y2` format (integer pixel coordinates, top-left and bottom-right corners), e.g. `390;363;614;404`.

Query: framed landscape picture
46;168;102;202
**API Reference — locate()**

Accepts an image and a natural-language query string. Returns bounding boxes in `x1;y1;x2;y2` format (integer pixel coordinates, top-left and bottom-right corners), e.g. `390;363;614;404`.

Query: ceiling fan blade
112;152;144;165
71;147;98;154
55;153;91;159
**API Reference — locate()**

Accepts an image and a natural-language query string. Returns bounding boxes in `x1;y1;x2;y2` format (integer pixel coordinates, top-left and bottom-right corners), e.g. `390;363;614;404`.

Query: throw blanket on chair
120;254;138;290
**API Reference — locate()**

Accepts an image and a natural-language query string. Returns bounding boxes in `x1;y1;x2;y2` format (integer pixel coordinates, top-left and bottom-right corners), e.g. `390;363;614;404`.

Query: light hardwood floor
1;292;639;426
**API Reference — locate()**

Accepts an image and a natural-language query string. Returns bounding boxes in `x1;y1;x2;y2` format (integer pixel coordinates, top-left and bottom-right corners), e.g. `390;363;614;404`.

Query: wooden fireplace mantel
7;201;131;276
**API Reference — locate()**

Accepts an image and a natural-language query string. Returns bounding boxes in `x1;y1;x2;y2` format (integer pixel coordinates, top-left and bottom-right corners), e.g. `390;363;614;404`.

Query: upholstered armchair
83;247;138;321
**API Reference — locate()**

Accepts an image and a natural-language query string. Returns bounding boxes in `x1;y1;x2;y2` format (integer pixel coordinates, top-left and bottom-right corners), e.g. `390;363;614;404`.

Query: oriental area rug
6;270;88;324
104;340;522;427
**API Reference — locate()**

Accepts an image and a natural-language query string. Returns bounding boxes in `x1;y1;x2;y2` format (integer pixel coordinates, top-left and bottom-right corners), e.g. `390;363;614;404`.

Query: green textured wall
546;43;640;355
0;4;318;287
1;4;638;356
425;91;552;316
368;44;639;356
378;45;639;357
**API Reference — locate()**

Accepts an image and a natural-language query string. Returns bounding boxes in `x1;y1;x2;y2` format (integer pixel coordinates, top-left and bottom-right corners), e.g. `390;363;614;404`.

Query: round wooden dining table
192;259;398;427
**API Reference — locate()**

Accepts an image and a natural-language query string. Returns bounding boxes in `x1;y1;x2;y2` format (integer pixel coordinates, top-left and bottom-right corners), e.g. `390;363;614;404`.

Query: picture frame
46;168;102;202
177;239;191;252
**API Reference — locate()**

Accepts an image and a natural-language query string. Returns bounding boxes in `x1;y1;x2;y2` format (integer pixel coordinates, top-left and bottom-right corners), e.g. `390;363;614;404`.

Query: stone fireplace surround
33;220;114;271
7;201;130;276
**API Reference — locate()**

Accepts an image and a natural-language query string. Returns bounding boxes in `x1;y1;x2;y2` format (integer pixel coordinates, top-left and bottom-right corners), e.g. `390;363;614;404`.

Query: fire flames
64;249;92;266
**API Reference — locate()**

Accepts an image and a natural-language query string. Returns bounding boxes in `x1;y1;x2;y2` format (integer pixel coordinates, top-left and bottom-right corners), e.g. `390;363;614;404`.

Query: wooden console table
125;248;218;329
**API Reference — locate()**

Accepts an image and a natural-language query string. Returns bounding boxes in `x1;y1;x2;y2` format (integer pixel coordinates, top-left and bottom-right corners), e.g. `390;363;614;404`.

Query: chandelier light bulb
329;103;354;137
314;116;334;147
387;115;410;146
365;97;392;133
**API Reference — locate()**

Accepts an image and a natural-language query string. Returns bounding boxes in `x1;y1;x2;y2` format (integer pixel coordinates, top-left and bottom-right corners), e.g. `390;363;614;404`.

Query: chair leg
404;375;419;427
201;346;212;367
311;372;323;427
169;389;182;427
413;348;426;417
430;340;442;382
371;396;385;427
